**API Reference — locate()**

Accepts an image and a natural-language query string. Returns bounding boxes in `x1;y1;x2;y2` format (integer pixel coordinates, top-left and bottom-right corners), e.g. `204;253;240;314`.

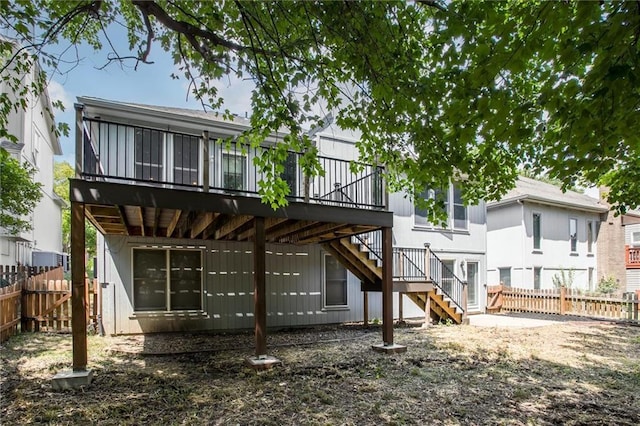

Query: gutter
488;195;608;214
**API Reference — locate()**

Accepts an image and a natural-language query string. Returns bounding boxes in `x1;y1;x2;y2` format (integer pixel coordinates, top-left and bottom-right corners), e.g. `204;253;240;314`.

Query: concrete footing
372;343;407;354
245;355;281;370
52;369;94;390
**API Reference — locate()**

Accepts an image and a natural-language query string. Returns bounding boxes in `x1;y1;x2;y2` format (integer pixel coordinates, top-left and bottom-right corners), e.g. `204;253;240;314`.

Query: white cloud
47;79;73;111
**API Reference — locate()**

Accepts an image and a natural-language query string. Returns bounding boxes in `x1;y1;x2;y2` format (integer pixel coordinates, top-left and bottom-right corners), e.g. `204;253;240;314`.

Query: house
67;96;485;373
596;187;640;293
0;42;65;269
487;177;608;291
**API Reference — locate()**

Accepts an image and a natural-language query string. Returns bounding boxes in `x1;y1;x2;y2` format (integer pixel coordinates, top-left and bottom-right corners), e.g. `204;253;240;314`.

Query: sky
44;28;254;164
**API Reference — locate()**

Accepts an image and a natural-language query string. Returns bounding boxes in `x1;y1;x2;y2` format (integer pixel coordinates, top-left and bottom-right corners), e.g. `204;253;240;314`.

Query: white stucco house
0;43;65;268
487;177;608;291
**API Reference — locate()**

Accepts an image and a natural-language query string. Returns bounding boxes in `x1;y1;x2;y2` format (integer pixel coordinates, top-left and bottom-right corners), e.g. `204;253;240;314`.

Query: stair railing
428;249;465;313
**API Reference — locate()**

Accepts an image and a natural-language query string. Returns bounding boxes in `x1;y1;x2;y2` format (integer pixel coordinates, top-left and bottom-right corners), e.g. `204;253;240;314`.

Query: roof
487;176;608;213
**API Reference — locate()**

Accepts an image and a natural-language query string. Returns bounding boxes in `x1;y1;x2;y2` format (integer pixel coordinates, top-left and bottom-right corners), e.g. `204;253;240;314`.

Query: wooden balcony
626;245;640;269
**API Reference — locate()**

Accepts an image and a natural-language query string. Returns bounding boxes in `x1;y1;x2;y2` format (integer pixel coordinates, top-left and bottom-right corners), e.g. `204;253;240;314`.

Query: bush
552;269;575;289
597;276;619;295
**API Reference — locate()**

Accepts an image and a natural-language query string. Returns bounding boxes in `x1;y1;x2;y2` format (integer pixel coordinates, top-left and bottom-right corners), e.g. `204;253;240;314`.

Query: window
467;262;478;306
173;134;199;186
441;260;455;295
282;152;298;197
533;267;541;290
586;221;595;253
222;150;246;190
133;248;202;312
569;218;578;252
533;213;542;250
632;231;640;247
453;186;467;230
588;267;594;291
135;128;164;181
499;267;511;287
324;254;347;307
414;184;467;230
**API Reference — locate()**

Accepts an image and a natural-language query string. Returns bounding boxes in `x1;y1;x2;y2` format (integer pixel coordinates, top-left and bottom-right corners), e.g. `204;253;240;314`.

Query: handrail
428;249;465;312
79;116;387;210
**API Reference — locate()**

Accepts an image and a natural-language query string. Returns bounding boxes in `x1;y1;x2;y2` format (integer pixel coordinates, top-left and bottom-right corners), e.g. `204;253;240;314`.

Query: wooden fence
0;267;100;343
487;285;640;321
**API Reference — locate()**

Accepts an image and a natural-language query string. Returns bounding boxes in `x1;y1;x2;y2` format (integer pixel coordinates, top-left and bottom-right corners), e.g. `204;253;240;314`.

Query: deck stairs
323;232;464;324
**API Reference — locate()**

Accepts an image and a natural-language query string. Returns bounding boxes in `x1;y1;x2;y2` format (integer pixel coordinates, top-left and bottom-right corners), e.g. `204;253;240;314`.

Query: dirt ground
1;317;639;425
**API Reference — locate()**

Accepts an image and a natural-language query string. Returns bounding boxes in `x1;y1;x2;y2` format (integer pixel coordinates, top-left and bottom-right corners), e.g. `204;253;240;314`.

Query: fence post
461;281;469;324
423;243;431;280
635;291;640;321
560;286;566;315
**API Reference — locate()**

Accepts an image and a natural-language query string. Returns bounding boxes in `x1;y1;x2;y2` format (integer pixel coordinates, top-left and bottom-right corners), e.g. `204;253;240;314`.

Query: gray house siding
98;234;383;334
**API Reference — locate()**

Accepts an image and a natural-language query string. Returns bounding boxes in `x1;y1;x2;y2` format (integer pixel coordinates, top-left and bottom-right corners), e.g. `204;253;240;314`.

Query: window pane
223;152;246;190
135;128;164;181
533;267;541;290
170;250;202;310
499;267;511;287
173;134;199;185
570;218;578;252
467;262;478;305
325;255;347;306
587;221;593;253
282;152;297;197
133;249;167;311
533;213;541;250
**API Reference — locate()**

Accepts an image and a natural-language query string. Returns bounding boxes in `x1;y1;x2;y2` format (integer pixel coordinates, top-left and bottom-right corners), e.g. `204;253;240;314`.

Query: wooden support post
71;202;88;371
254;217;266;357
363;288;369;327
424;243;431;280
202;130;209;192
382;226;393;345
424;292;431;327
75;103;84;178
461;281;469;324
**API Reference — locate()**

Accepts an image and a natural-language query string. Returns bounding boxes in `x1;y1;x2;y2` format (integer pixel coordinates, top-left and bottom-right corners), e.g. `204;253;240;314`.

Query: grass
1;321;640;425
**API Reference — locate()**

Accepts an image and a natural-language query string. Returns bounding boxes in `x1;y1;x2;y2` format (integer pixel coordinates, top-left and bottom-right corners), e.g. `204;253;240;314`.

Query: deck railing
80;117;386;210
626;245;640;269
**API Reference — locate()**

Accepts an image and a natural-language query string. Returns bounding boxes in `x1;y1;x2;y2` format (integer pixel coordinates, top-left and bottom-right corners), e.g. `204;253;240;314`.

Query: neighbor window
133;248;202;312
414;184;466;230
499;267;511;287
467;262;478;306
324;254;347;307
632;231;640;246
135;128;164;181
533;213;542;250
533;267;541;290
586;220;595;253
569;218;578;252
173;134;199;186
588;267;594;291
222;150;246;190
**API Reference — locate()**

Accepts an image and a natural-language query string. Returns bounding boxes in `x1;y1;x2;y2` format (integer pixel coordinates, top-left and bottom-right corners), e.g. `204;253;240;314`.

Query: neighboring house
596;187;640;293
487;177;608;291
69;96;484;362
0;44;65;268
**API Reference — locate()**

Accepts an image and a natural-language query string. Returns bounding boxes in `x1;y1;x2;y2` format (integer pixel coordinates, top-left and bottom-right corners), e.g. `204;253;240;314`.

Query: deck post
372;226;406;354
363;288;369;327
74;103;84;178
461;281;469;324
398;293;404;323
424;292;431;327
52;201;93;389
423;243;431;280
246;217;280;369
202;130;209;192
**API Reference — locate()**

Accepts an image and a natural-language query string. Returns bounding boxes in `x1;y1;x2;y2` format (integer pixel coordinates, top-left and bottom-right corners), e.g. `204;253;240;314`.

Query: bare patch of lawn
1;320;639;425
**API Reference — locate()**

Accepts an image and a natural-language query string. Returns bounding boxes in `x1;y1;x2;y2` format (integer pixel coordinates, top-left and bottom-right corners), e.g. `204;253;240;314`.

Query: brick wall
597;188;626;290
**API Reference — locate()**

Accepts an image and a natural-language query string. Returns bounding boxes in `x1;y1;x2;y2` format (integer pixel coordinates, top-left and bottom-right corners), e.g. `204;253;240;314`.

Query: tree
53;161;96;258
1;1;638;219
0;148;42;234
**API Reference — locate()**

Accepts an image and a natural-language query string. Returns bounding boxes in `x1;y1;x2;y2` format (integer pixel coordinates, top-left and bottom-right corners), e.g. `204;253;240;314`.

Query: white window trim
569;217;578;254
322;253;349;310
532;211;542;252
131;247;204;313
220;146;248;191
413;184;468;231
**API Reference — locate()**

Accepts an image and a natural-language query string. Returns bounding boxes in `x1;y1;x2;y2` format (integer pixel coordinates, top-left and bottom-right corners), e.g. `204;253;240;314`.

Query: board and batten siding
97;234;383;335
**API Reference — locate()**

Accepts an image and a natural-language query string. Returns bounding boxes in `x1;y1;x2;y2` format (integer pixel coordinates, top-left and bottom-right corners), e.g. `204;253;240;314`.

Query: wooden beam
84;208;107;235
254;217;266;357
382;226;393;345
71;201;87;371
325;241;378;285
215;215;253;240
175;211;194;238
135;206;145;237
166;210;182;238
267;220;317;243
116;205;130;236
152;208;161;237
338;238;382;279
190;212;218;239
236;217;288;241
294;222;352;243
